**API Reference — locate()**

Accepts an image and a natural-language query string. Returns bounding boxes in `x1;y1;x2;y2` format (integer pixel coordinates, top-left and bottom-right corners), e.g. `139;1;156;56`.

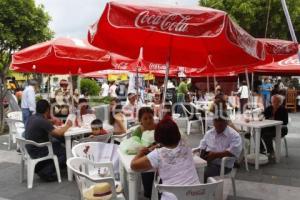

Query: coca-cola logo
278;57;300;66
114;62;129;70
134;11;192;33
149;63;167;71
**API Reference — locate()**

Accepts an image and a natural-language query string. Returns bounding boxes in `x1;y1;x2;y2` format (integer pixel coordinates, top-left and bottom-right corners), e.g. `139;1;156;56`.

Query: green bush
80;78;100;96
89;96;114;107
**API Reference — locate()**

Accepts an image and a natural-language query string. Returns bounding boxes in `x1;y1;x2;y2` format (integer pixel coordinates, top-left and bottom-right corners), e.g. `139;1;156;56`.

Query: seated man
25;99;72;181
261;94;288;157
197;111;242;182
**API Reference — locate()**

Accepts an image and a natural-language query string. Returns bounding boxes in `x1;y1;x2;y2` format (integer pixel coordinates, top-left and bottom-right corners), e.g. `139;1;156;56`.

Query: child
90;119;108;137
74;119;109;145
131;116;199;200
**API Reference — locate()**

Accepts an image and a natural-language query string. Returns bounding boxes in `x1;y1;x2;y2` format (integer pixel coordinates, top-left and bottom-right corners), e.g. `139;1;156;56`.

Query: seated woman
132;107;156;138
261;94;288;157
131;117;200;200
132;107;156;198
67;98;95;126
109;98;127;135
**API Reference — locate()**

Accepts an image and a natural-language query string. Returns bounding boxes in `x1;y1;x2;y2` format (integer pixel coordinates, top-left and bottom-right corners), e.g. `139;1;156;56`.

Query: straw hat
83;182;122;200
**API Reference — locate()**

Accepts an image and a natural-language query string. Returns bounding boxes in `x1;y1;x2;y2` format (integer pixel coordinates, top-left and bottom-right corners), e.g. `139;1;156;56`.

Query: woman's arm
131;148;153;171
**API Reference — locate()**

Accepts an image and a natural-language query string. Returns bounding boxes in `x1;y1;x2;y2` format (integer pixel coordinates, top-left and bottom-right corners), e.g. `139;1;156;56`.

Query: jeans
262;93;270;108
176;94;185;116
22;108;32;127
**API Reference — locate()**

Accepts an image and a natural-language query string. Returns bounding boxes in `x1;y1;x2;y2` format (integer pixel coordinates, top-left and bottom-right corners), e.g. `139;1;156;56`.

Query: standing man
101;80;109;97
260;78;273;108
21;80;37;126
176;78;188;115
237;81;249;114
109;81;118;98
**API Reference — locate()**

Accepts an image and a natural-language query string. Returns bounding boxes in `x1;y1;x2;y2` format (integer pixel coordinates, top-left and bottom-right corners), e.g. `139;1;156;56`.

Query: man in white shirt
237;81;249;113
123;93;137;124
21;80;37;126
197;111;242;182
101;81;109;97
109;81;117;98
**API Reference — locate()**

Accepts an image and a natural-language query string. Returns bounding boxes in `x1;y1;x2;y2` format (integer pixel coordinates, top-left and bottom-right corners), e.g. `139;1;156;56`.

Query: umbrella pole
245;68;253;118
47;75;51;100
213;74;217;89
161;60;170;119
69;72;74;113
207;76;209;93
280;0;300;60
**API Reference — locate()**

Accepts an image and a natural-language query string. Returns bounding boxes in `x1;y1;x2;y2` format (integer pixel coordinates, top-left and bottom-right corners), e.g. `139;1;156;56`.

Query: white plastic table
64;124;113;181
232;119;282;169
117;149;207;200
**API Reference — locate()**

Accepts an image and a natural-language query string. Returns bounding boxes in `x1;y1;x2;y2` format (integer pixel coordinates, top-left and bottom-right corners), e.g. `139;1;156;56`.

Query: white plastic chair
72;142;120;177
192;149;239;200
180;103;204;135
7;111;23;120
5;118;24;150
6;111;24;149
220;157;237;200
16;137;61;189
67;157;125;200
152;177;223;200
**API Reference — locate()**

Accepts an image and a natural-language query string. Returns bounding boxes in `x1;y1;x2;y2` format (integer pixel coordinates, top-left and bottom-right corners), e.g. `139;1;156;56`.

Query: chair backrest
7;111;23;120
72;142;119;175
155;178;223;200
16;137;33;159
5;118;24;135
79;132;113;143
67;157;117;199
286;89;297;105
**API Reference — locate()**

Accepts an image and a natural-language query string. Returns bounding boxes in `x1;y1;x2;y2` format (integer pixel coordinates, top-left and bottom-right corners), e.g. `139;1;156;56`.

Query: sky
35;0;199;39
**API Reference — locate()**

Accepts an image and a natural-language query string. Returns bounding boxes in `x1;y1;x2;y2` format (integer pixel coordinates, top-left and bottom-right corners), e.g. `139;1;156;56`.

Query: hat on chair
83;182;122;200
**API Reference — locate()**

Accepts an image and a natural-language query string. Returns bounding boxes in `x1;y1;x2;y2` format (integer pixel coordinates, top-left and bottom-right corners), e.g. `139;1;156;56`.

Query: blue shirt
261;83;272;95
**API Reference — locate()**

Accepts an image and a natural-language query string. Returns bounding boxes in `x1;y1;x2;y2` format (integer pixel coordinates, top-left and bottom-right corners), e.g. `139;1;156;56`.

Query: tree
199;0;300;40
0;0;53;133
80;78;101;96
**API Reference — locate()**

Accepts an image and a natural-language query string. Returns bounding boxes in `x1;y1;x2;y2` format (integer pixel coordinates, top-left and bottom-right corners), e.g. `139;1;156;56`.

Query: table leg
127;172;139;200
65;136;73;181
119;162;128;199
250;128;255;154
255;128;261;170
275;125;282;163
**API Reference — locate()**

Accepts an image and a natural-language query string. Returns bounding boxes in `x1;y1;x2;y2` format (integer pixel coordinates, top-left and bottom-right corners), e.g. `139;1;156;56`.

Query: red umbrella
88;1;297;70
250;51;300;75
110;52;199;77
11;37;110;74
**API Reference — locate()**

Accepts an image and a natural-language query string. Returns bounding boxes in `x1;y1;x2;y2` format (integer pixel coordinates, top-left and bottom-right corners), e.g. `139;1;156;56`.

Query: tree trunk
0;74;7;134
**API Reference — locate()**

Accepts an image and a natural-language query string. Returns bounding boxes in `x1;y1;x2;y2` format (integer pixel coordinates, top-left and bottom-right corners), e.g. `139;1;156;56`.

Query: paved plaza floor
1;113;300;200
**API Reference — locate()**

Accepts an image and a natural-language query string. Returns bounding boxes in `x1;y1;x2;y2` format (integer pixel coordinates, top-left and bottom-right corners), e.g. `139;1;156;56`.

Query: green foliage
89;96;114;107
80;78;101;96
200;0;300;40
0;0;53;73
